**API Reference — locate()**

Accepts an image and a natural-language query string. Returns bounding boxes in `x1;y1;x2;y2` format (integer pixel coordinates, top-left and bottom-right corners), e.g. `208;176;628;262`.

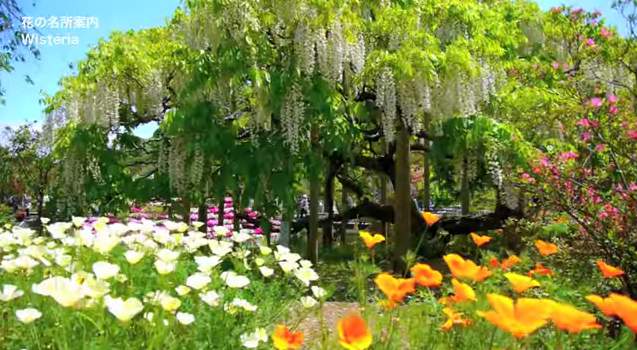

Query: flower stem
384;308;398;350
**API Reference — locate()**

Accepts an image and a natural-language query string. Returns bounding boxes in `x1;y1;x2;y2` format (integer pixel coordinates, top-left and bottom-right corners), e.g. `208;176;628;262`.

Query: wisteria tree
45;0;553;269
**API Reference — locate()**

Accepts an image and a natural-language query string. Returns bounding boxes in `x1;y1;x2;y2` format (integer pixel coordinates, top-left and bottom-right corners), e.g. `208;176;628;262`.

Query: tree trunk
393;120;411;273
461;157;470;215
233;191;241;232
423;113;431;211
308;124;320;264
198;202;208;233
380;137;388;238
264;217;272;246
323;162;335;248
218;199;224;230
280;210;291;247
340;168;349;246
182;197;191;225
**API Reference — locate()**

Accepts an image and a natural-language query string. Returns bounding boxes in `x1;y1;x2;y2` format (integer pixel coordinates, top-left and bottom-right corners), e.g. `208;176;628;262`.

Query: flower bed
0;218;319;349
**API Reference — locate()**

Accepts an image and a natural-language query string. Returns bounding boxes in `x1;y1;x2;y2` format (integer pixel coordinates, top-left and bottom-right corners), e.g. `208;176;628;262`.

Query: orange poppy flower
534;240;558;256
477;294;552;338
359;231;385;249
495;229;504;234
545;300;601;333
489;258;500;268
500;255;520;270
272;325;304;349
443;254;480;279
504;273;541;294
472;267;493;282
528;262;554;277
374;273;416;304
422;212;441;226
411;263;443;287
607;293;637;332
586;295;617;317
595;260;624;278
441;308;470;330
470;233;492;247
337;313;372;350
447;279;476;303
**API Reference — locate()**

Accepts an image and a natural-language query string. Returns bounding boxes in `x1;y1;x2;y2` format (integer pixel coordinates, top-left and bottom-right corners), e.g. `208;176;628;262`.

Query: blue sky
0;0;627;139
0;0;180;136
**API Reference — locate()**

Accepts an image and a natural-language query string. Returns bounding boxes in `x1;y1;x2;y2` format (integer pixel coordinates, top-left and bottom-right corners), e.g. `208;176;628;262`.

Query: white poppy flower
200;290;221;306
300;296;318;308
294;267;319;286
154;260;177;275
185;273;211;290
194;255;222;273
176;312;195;325
220;271;250;288
259;266;274;277
125;250;144;264
16;308;42;323
311;286;327;299
92;261;120;280
104;296;144;322
175;285;191;296
0;284;23;301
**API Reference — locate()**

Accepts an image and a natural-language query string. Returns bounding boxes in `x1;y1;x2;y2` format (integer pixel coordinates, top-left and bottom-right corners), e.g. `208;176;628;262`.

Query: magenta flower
581;132;592;142
608;94;618;104
629;184;637;191
601;27;611;38
577;119;590;127
595;144;606;152
627;130;637;140
585;38;595;47
589;97;603;108
552;61;560;69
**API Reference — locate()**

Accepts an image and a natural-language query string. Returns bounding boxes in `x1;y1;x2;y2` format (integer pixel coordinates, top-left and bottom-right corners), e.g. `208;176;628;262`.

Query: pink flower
572;7;583;15
552;61;560;69
629;184;637;191
551;6;561;13
608;94;618;104
609;105;619;115
562;62;569;70
533;63;539;70
510;134;517;141
591;20;598;27
581;132;592;142
522;173;530;179
589;97;603;108
601;27;612;38
627;130;637;140
595;144;606;152
585;38;595;47
590;120;599;128
559;151;578;161
577;119;590;127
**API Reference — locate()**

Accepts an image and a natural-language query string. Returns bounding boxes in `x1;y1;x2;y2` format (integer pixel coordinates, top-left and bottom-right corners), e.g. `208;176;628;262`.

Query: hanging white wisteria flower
280;82;304;153
294;21;315;76
376;66;397;142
